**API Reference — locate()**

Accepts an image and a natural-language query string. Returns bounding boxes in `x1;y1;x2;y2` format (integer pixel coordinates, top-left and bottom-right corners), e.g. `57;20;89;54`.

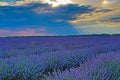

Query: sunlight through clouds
0;0;120;35
68;0;120;34
42;0;72;7
0;0;72;7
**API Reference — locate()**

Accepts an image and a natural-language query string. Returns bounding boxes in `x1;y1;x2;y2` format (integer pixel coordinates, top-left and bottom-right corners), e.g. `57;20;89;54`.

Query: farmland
0;36;120;80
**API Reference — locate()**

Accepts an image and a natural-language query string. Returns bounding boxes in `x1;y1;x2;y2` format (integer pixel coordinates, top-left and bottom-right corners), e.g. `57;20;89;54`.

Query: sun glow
102;0;115;5
45;0;72;7
103;0;109;4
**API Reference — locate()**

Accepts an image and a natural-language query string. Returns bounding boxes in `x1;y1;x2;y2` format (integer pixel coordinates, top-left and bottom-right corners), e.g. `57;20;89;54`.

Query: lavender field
0;36;120;80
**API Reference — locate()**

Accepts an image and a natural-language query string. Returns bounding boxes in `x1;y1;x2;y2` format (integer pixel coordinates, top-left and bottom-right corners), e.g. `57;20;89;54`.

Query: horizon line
1;33;120;38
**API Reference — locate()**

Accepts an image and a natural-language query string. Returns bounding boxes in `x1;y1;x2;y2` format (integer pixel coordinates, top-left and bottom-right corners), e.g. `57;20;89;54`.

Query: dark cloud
0;3;94;35
100;16;120;24
108;16;120;22
0;3;94;27
33;4;94;22
95;9;112;13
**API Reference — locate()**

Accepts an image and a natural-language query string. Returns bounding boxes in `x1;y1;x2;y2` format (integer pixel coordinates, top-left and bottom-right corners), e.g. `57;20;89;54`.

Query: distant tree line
1;33;120;38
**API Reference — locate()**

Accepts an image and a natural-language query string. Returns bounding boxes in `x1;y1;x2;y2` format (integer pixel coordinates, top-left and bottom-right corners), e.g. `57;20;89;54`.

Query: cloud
0;28;54;37
0;2;9;6
33;4;94;21
99;16;120;26
1;3;92;35
69;8;112;24
69;5;120;26
101;16;120;23
71;0;120;7
72;21;120;34
1;1;119;25
0;0;119;35
0;0;119;7
33;4;53;14
67;0;120;26
34;7;53;14
71;15;120;34
70;11;120;34
70;0;120;23
0;3;94;27
0;0;72;7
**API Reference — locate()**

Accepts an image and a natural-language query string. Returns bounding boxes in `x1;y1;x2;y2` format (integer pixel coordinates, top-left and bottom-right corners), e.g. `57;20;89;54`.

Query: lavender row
0;37;120;58
43;52;120;80
0;36;120;79
0;46;120;79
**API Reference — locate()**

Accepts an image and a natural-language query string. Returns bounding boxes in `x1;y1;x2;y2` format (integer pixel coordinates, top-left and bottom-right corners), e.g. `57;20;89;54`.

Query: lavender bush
43;52;120;80
0;36;120;79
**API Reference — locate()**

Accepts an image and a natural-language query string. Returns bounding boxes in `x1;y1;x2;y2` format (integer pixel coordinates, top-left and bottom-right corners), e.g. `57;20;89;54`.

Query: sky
0;0;120;36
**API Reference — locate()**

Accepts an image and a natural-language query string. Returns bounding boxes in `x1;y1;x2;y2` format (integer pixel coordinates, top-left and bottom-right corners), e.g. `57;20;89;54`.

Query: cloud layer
0;28;54;37
0;0;120;36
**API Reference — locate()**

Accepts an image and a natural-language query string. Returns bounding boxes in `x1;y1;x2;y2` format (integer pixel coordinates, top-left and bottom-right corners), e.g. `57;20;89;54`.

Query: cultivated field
0;36;120;80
